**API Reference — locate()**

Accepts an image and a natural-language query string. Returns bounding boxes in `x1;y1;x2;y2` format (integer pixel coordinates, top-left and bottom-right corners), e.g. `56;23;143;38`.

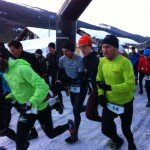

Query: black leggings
139;72;144;90
70;86;87;135
145;80;150;102
0;128;16;141
101;100;134;144
16;105;69;150
0;96;16;141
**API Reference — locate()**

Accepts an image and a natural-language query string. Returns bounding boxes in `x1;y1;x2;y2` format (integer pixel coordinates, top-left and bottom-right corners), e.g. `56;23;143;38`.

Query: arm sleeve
78;58;85;73
6;93;15;100
96;59;105;95
20;66;49;108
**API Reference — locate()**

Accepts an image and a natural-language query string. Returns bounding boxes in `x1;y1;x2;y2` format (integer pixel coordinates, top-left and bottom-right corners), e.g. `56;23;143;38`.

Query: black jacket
17;51;44;77
46;52;59;77
83;51;100;88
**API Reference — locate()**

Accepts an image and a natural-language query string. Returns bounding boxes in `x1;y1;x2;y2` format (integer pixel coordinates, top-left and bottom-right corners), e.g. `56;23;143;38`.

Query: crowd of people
0;34;150;150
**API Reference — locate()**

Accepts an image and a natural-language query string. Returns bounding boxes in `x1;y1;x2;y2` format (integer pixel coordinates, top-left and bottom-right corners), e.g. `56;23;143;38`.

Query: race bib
145;75;150;80
70;85;80;93
107;102;124;114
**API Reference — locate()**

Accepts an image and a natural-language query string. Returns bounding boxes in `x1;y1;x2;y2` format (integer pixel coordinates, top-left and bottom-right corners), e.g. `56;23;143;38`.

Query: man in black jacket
78;35;102;122
46;42;64;107
8;40;44;77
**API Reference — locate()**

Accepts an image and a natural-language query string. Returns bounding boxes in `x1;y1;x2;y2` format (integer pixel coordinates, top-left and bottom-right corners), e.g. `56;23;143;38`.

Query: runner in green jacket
0;47;75;150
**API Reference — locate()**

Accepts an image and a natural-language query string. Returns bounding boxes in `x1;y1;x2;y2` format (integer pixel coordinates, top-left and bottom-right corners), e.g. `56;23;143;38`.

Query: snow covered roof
27;27;56;38
118;37;139;45
79;28;139;46
79;27;110;39
5;37;56;57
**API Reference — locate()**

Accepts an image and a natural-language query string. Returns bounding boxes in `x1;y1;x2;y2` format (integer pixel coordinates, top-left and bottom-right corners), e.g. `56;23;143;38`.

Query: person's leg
16;114;36;150
138;72;144;94
27;126;38;140
64;87;87;143
1;128;16;141
38;105;70;138
70;87;87;133
102;107;118;139
0;96;16;141
120;100;136;149
86;90;101;122
102;107;123;148
145;80;150;107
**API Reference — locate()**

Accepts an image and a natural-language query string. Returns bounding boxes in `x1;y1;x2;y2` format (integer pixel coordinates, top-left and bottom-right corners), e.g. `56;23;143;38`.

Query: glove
15;102;37;114
55;80;62;92
5;99;17;108
98;95;107;107
71;78;81;85
97;81;111;91
49;96;63;114
87;77;97;89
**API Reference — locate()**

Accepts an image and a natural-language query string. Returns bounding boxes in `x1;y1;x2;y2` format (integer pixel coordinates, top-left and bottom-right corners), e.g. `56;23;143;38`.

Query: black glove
5;99;17;108
97;81;111;91
98;95;107;107
87;77;97;89
52;102;63;114
71;78;81;85
15;102;32;114
50;96;63;114
55;81;62;92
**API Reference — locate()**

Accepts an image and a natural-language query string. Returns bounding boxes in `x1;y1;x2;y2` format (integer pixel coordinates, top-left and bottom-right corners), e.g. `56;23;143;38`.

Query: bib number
145;75;150;80
107;103;124;114
70;85;80;93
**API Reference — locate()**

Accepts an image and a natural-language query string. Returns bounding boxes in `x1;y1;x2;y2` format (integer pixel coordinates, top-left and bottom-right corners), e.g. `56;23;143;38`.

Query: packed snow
0;84;149;150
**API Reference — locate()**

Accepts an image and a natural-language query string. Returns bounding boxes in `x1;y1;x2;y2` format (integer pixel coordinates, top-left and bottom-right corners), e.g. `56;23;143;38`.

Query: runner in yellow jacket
96;35;136;150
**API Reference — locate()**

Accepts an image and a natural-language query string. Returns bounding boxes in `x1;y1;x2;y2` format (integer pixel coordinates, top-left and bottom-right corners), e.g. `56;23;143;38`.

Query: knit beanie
62;41;75;52
78;35;92;47
0;47;9;60
48;42;55;49
35;49;42;55
143;48;150;56
102;35;119;48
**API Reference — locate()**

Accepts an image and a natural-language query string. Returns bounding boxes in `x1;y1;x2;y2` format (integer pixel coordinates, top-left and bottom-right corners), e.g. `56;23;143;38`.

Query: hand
49;96;63;114
87;77;97;89
71;78;81;84
5;99;18;109
15;102;32;114
98;95;107;107
55;80;62;92
97;81;111;91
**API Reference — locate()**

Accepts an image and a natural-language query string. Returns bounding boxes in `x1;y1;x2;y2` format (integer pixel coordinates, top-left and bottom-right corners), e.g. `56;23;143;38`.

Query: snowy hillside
0;85;149;150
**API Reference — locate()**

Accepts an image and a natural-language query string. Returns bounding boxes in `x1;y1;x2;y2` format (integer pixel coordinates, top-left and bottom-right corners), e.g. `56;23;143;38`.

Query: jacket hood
8;58;31;69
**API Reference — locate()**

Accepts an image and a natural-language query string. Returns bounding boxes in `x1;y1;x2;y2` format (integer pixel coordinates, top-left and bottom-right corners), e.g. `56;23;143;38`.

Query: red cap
78;35;92;47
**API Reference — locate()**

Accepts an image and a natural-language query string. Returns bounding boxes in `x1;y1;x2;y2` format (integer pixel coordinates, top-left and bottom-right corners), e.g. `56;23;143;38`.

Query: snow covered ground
0;84;149;150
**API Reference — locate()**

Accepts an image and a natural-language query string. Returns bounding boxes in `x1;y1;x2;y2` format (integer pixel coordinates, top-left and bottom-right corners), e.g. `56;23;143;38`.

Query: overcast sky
5;0;150;36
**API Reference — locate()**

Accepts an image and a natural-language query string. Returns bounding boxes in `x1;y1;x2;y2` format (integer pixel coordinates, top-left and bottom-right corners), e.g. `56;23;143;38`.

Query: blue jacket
0;71;11;93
